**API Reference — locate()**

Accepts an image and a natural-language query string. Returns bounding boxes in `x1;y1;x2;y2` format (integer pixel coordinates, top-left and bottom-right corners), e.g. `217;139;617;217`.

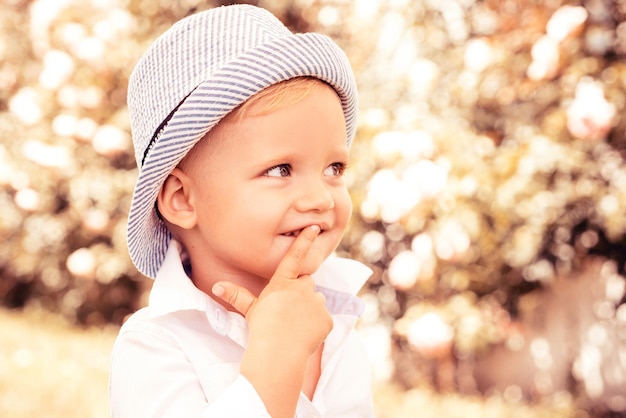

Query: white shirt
109;240;375;417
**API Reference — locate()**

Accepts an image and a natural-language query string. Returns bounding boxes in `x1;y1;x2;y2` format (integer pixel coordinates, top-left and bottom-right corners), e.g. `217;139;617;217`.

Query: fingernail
212;284;224;297
311;225;321;234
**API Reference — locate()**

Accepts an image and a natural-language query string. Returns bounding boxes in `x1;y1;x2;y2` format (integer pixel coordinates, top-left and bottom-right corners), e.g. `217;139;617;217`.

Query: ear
157;168;197;230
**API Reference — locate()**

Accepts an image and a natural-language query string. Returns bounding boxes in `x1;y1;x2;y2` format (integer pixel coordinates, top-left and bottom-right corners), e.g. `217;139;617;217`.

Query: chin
269;243;334;278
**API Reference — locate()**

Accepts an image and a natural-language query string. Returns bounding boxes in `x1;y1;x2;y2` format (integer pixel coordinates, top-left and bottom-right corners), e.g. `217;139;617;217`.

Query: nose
295;177;335;213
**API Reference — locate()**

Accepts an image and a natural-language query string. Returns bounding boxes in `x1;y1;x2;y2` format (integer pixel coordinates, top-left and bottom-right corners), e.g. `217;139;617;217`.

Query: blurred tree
1;0;626;415
0;0;316;324
333;1;626;415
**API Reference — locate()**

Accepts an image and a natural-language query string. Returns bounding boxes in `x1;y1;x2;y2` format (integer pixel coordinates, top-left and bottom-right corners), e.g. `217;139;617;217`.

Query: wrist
240;340;309;418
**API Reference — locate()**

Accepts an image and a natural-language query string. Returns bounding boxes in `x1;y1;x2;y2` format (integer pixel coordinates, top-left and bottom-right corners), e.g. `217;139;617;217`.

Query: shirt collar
148;239;373;318
148;240;213;318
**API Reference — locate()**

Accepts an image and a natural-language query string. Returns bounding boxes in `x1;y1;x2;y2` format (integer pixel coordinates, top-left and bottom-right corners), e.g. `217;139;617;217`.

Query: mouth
281;227;326;237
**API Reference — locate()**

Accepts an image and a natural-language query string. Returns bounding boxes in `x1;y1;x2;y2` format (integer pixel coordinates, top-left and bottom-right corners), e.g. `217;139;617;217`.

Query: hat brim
127;32;357;278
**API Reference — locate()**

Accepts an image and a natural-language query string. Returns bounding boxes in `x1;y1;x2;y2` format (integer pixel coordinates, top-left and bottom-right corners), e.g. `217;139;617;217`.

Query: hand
212;224;333;355
212;225;332;417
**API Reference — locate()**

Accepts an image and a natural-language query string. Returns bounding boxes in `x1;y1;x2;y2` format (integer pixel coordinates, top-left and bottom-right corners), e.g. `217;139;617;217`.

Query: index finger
273;225;320;280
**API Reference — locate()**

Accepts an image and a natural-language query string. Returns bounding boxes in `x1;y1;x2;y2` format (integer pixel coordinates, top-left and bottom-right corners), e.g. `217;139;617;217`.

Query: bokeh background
1;0;626;417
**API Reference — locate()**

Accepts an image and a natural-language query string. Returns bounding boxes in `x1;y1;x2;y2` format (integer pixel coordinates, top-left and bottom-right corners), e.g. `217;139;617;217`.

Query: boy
110;5;374;417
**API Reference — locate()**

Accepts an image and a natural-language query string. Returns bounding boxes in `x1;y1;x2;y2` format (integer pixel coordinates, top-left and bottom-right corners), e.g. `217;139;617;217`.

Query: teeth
282;228;325;237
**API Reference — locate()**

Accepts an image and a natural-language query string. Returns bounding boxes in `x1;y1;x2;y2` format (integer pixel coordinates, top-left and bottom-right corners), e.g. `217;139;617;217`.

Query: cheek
335;189;353;227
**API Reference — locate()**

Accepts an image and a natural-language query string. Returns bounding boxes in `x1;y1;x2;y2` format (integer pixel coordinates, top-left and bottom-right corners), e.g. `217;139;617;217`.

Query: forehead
182;79;344;163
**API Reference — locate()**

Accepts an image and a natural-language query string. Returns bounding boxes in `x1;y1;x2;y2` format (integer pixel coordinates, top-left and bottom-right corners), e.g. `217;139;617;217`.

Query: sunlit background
1;0;626;417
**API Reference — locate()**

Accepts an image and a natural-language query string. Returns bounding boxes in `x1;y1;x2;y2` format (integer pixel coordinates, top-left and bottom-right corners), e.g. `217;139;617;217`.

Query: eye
324;162;346;177
264;164;291;178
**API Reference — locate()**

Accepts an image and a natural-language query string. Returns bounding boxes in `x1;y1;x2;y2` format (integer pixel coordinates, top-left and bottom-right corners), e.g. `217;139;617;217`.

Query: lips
282;229;303;237
280;225;327;237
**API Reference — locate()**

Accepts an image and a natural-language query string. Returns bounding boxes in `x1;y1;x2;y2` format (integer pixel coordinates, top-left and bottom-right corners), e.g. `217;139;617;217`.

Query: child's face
180;82;352;290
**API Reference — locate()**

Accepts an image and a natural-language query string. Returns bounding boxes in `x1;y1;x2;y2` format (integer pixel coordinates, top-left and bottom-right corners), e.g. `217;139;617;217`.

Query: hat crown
128;5;291;167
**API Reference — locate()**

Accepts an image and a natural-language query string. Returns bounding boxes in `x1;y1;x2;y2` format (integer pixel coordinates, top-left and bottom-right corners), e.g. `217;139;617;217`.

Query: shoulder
115;307;211;349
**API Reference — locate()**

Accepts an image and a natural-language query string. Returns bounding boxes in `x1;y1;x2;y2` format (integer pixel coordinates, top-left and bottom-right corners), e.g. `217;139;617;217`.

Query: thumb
212;282;256;317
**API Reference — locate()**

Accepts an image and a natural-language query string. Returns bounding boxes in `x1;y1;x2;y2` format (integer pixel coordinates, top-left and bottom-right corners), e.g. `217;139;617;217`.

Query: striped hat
126;4;358;278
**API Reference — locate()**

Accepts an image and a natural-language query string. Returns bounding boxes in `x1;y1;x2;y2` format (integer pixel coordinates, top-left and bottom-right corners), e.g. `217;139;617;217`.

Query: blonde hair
231;76;330;120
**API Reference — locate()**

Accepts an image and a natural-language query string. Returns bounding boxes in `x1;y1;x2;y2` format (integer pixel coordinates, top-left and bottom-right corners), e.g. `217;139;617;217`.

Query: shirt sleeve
202;375;270;418
109;326;270;418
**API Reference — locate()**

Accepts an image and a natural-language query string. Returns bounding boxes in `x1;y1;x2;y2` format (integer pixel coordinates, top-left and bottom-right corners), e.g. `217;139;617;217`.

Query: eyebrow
252;155;295;170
